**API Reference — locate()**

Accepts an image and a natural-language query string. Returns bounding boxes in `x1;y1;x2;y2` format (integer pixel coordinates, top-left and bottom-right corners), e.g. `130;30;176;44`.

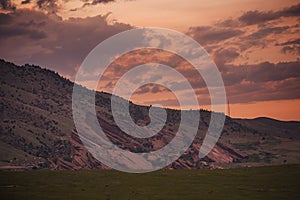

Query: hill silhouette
0;59;299;170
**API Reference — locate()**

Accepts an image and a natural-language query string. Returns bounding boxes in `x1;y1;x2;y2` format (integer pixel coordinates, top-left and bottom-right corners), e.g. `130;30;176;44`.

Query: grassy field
0;165;299;200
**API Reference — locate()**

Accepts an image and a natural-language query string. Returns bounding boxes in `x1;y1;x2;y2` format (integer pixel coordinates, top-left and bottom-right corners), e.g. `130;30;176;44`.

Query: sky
0;0;299;121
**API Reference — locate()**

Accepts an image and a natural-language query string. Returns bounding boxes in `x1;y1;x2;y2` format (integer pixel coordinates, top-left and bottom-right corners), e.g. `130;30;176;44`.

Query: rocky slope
0;59;299;170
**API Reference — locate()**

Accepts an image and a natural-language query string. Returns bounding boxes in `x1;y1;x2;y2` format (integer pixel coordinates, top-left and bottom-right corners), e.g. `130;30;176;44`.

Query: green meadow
0;164;299;200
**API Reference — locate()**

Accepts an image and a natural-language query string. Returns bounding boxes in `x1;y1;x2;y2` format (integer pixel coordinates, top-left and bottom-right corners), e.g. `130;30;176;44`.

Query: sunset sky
0;0;299;121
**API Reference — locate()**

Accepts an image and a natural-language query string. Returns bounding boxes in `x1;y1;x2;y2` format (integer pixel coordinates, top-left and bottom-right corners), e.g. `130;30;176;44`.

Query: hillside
0;59;299;170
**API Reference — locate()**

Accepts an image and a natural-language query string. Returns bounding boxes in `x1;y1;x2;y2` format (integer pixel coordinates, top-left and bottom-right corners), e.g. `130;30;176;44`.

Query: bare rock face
207;143;246;163
48;130;109;170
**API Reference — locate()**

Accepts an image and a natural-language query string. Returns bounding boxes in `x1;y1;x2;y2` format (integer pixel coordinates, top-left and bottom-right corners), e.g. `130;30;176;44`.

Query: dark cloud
187;26;244;45
187;5;300;104
188;61;300;104
187;25;290;54
134;84;168;95
217;61;300;103
245;26;288;40
0;9;133;77
0;3;298;106
213;2;300;39
254;61;300;82
276;38;300;55
134;85;150;94
238;3;300;26
0;13;12;24
81;0;118;8
214;18;239;28
222;61;300;85
0;26;46;39
18;19;47;28
121;53;300;104
280;3;300;18
71;0;130;11
151;85;165;93
226;26;294;52
213;48;240;66
37;0;52;8
238;10;280;26
83;0;116;5
21;0;31;4
0;0;16;10
0;10;47;39
185;60;300;103
226;77;300;103
36;0;59;13
190;5;300;58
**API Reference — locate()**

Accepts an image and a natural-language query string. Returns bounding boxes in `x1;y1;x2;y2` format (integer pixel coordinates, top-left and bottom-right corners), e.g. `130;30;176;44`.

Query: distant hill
0;59;299;170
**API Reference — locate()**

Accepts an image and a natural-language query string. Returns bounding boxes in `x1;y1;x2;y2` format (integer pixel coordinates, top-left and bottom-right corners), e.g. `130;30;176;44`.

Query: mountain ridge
1;59;299;170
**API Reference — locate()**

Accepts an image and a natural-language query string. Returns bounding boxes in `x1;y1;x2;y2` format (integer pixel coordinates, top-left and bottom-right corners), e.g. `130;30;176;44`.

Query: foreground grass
0;165;299;200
